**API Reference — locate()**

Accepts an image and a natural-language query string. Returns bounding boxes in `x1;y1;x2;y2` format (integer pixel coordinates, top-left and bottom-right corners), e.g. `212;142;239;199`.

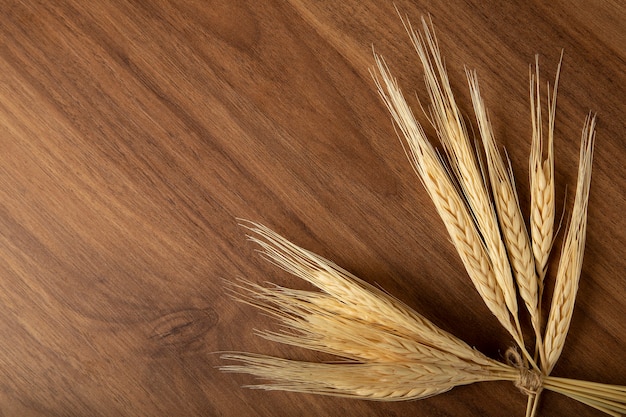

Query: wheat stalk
523;54;563;415
221;354;500;401
221;15;625;417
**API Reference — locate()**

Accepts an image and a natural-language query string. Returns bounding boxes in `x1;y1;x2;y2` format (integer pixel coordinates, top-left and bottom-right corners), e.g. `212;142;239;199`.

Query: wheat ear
543;115;595;374
221;354;506;401
221;223;513;400
238;221;496;366
371;55;525;351
466;70;542;350
530;55;562;288
402;17;520;332
525;57;562;415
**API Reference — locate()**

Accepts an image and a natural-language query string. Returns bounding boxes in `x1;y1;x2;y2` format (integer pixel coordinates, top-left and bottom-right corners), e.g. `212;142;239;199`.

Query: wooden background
0;1;624;416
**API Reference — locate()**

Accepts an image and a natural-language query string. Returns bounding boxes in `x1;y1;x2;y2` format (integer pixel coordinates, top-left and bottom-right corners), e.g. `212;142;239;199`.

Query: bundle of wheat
221;16;625;417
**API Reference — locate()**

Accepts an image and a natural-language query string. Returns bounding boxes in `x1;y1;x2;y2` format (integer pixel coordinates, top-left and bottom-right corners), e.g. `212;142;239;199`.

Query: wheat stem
547;377;626;393
529;390;542;417
545;386;625;416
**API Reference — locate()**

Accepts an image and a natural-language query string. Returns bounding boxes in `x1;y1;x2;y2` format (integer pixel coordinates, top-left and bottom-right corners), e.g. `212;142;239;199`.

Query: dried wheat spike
401;17;520;332
466;70;541;347
221;354;502;401
543;114;595;374
237;221;496;367
371;55;521;347
529;55;561;288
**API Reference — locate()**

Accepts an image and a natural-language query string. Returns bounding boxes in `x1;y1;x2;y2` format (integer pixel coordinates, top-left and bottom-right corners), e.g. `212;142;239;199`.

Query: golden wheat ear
372;16;532;362
466;69;541;349
530;54;562;288
543;114;596;374
233;221;499;367
221;223;512;400
221;353;490;401
404;17;520;330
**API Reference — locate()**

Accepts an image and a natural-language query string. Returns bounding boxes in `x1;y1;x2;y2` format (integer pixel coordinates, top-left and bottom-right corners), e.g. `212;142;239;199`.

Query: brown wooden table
0;1;624;416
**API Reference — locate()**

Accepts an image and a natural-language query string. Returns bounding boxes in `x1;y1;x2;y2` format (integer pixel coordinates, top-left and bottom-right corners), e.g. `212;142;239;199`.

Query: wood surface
0;1;624;416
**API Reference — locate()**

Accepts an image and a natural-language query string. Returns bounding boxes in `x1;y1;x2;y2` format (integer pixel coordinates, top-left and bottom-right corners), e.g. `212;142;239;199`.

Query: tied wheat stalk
221;15;625;417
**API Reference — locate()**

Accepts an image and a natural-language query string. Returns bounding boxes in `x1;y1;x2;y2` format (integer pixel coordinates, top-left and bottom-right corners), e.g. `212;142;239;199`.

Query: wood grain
0;1;624;416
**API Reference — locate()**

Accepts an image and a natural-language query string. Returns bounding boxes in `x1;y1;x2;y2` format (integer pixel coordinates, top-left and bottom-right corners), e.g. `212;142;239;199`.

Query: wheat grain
543;114;595;374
